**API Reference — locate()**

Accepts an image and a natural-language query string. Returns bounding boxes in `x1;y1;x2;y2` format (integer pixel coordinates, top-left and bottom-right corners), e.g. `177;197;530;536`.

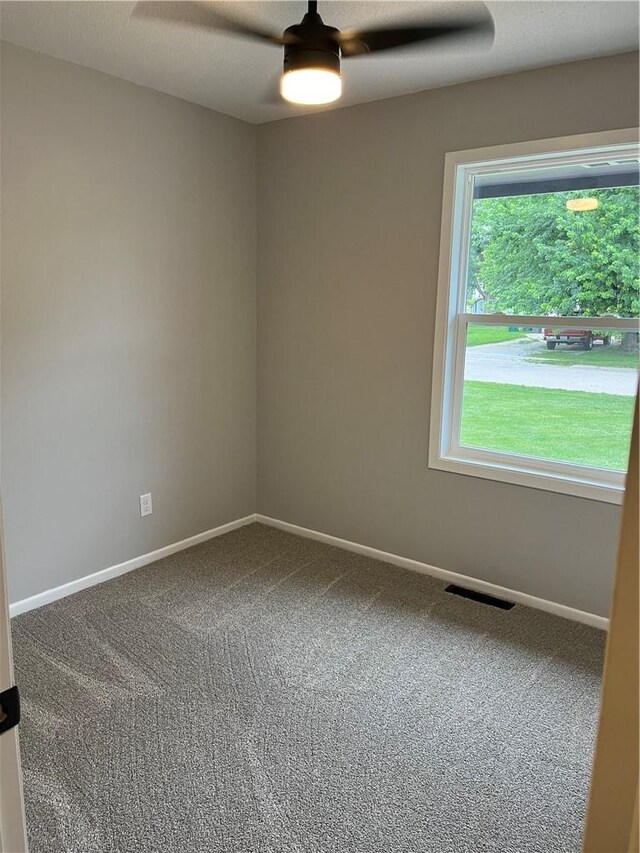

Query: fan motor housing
283;17;341;75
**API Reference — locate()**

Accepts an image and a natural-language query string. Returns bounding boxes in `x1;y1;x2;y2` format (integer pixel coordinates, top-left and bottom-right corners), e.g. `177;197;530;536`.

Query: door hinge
0;685;20;735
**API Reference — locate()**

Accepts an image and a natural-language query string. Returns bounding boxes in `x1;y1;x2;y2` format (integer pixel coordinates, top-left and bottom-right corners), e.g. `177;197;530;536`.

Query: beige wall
1;43;257;603
257;52;639;617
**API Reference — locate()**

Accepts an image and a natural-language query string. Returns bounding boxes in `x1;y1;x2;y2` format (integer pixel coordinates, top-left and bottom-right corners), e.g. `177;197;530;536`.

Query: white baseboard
9;514;257;618
256;514;609;631
10;511;609;631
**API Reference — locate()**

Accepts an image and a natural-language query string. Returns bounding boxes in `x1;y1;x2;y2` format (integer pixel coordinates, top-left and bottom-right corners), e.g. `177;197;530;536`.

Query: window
430;130;639;503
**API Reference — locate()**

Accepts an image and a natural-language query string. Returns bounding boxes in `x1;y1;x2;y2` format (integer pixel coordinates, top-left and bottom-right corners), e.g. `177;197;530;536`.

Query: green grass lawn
526;343;640;369
460;381;635;470
466;326;529;347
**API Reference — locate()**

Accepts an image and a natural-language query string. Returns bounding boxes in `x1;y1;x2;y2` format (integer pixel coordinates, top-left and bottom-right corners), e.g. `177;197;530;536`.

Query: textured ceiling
1;1;638;124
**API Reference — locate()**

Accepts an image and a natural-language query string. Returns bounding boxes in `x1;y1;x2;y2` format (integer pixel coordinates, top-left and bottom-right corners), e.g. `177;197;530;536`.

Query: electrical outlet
139;493;152;517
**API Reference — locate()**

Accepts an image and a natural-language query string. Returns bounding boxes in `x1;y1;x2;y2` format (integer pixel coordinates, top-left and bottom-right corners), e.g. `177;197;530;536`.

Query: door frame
583;393;639;852
0;504;28;853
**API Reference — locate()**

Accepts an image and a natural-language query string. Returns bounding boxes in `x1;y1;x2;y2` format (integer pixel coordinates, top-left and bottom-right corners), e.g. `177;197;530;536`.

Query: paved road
465;339;638;396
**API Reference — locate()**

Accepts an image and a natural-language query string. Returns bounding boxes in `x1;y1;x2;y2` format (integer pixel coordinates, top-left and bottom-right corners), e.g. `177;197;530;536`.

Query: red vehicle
543;328;611;350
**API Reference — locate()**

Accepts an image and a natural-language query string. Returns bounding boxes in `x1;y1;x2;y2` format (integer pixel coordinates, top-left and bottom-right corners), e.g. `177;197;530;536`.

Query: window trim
429;129;640;505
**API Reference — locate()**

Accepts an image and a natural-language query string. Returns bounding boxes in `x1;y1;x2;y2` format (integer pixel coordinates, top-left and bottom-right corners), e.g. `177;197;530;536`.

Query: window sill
429;448;625;504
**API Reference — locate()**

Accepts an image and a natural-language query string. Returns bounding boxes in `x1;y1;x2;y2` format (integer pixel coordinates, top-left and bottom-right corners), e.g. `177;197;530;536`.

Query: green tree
467;187;640;333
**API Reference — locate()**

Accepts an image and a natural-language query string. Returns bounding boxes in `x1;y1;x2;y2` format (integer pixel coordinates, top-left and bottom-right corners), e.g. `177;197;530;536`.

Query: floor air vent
445;584;515;610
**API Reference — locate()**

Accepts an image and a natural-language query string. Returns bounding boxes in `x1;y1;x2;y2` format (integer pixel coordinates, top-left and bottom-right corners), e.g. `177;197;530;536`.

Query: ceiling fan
133;1;494;106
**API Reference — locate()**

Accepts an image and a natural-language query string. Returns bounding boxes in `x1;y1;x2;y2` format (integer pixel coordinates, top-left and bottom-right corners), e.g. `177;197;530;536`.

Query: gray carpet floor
11;522;605;853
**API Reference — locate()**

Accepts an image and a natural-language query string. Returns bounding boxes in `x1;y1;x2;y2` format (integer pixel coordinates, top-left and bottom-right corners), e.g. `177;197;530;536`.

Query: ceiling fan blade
132;1;293;46
339;13;494;57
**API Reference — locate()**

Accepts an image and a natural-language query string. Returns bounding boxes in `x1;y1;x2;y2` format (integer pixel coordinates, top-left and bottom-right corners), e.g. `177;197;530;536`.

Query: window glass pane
466;161;640;318
460;323;639;471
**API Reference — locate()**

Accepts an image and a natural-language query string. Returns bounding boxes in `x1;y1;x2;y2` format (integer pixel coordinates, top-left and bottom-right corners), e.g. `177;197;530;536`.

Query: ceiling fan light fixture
133;1;495;110
280;68;342;105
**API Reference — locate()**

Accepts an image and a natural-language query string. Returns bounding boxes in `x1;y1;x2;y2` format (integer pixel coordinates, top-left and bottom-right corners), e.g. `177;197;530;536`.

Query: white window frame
429;129;640;505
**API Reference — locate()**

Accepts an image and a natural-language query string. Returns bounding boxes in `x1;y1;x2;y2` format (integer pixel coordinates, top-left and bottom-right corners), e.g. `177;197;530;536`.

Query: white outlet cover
140;493;153;517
